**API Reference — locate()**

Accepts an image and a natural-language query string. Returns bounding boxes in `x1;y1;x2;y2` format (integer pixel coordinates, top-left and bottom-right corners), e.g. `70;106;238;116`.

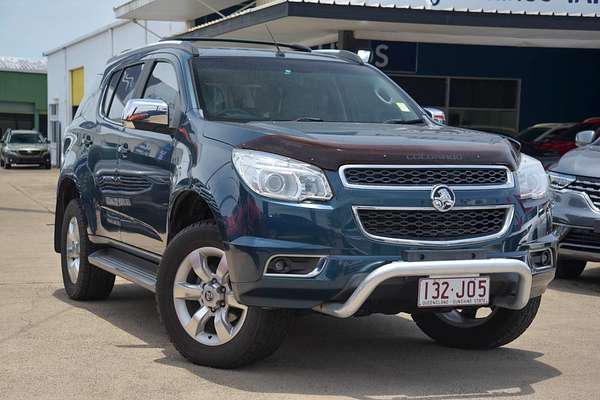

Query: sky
0;0;124;59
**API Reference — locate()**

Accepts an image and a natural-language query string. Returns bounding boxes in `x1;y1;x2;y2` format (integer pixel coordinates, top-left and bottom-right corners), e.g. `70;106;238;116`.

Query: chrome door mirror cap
423;107;447;125
575;130;596;147
122;98;172;133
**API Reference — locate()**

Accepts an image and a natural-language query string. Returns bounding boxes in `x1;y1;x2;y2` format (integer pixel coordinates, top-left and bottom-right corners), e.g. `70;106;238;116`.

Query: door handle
117;143;130;158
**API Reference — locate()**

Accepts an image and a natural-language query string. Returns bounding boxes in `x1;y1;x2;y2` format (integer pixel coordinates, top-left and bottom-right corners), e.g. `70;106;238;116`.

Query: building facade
44;20;187;165
0;57;47;137
45;0;600;164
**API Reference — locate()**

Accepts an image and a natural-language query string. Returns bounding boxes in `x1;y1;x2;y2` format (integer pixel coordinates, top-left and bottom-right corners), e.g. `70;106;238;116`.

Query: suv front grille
355;207;510;243
562;228;600;248
18;150;42;156
568;177;600;210
342;166;509;187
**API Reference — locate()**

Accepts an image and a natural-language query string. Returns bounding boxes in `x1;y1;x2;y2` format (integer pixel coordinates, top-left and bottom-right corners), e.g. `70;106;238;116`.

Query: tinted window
143;62;180;123
193;57;420;124
108;64;144;122
518;126;552;142
102;70;121;116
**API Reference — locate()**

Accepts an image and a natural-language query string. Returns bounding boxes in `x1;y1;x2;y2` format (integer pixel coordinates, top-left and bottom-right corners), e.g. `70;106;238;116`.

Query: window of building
107;64;145;122
142;62;180;124
390;74;520;135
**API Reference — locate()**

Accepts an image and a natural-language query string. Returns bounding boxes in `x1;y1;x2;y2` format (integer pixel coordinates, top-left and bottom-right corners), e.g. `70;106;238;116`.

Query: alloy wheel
172;247;248;346
435;307;498;328
65;216;81;283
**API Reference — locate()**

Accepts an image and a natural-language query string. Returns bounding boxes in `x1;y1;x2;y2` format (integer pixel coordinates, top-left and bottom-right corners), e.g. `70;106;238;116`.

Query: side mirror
423;107;447;125
575;130;596;147
122;98;172;134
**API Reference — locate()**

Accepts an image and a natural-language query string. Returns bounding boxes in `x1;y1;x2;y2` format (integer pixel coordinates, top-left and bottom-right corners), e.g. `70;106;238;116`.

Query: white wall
46;20;187;165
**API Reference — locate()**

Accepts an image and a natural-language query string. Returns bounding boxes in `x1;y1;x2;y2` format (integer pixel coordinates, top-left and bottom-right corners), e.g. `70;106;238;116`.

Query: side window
102;70;121;116
142;62;181;123
108;63;145;122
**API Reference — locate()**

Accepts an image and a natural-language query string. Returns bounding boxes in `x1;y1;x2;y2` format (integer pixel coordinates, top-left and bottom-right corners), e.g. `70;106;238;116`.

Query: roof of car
107;40;355;68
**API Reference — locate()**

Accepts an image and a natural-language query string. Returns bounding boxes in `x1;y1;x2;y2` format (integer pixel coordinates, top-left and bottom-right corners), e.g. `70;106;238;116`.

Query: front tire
157;221;293;368
555;257;586;279
4;162;11;169
412;296;542;349
60;200;115;300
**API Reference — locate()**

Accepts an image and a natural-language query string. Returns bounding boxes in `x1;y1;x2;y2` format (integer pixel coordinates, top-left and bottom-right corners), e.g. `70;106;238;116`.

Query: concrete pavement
1;166;599;400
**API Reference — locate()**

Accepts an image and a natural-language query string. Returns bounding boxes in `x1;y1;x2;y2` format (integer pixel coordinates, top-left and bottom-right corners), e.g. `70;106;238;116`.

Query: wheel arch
167;189;222;244
54;176;81;253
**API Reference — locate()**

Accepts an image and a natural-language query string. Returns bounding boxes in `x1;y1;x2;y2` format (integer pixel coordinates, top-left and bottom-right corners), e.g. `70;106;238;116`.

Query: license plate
418;277;489;308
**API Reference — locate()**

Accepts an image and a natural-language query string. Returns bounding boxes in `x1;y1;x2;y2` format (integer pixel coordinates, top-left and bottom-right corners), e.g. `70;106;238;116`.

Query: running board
88;248;158;292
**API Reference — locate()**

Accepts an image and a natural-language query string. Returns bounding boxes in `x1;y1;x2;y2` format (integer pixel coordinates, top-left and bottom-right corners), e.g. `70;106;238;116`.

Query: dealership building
45;0;600;165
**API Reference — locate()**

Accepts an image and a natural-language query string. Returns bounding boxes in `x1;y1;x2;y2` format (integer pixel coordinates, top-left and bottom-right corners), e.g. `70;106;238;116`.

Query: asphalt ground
1;166;599;400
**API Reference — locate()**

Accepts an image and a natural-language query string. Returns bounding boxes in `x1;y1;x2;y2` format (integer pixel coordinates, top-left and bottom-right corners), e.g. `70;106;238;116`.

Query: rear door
92;63;146;241
116;57;181;254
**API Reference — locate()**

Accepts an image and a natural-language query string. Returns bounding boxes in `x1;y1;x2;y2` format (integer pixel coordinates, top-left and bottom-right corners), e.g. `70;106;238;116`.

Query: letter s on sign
374;44;389;69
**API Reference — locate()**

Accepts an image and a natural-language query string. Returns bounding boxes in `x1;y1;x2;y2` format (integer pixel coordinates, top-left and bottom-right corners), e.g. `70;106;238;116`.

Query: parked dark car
0;129;51;169
520;118;600;168
549;129;600;278
54;40;556;368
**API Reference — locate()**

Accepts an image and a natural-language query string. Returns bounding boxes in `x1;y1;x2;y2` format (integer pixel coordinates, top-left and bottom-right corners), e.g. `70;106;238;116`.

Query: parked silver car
0;129;51;169
549;130;600;278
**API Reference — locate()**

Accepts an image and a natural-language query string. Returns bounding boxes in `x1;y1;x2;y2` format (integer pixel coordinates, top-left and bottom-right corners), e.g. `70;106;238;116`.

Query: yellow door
70;67;84;117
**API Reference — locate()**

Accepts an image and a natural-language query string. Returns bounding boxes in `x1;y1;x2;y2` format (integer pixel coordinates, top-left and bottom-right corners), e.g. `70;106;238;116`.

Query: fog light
530;249;553;270
266;256;324;276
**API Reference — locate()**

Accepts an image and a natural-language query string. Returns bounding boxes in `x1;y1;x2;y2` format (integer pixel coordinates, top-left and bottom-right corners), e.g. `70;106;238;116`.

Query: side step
88;248;158;292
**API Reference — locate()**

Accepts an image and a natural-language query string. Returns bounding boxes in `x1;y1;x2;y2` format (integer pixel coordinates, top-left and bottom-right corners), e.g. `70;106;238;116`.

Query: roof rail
171;37;311;53
107;40;198;65
312;49;364;65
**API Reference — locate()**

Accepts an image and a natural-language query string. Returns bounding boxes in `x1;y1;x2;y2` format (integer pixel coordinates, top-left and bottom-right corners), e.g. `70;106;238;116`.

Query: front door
92;63;146;241
116;60;180;255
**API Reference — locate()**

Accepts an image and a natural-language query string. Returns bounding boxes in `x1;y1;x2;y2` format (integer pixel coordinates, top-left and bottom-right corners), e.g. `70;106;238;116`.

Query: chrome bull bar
312;258;532;318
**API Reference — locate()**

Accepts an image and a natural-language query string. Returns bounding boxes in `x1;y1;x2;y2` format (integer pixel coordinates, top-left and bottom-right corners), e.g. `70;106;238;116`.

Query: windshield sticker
284;69;292;76
396;102;410;112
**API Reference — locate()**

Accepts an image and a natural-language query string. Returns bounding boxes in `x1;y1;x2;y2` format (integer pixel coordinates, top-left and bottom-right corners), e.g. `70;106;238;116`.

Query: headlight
232;149;333;202
548;171;576;190
516;154;549;200
4;149;17;155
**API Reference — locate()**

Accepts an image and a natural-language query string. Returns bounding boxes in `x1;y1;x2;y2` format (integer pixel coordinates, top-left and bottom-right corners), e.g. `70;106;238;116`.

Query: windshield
193;57;422;123
517;126;552;142
8;133;43;144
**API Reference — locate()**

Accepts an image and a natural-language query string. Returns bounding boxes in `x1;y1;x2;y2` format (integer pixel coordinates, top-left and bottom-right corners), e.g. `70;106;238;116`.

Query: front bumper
214;165;557;314
314;259;533;318
552;188;600;261
4;153;50;165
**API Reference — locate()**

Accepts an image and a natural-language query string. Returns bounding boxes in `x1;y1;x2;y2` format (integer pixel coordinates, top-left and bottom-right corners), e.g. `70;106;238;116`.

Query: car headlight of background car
516;154;549;200
547;171;576;190
232;149;333;202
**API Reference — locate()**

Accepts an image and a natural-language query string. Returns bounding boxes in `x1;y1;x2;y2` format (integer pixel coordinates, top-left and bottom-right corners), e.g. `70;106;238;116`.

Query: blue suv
54;39;557;368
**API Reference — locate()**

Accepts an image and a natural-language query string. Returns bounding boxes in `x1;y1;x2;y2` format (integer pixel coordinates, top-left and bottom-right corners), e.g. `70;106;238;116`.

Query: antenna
264;24;284;57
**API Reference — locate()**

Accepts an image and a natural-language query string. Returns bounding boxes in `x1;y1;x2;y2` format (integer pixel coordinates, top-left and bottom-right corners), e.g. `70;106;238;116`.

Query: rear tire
157;221;293;368
412;296;542;349
60;199;115;300
555;257;586;279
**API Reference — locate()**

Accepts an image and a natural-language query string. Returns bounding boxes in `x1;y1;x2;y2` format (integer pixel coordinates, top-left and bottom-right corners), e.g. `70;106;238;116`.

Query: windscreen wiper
294;117;325;122
383;118;424;124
